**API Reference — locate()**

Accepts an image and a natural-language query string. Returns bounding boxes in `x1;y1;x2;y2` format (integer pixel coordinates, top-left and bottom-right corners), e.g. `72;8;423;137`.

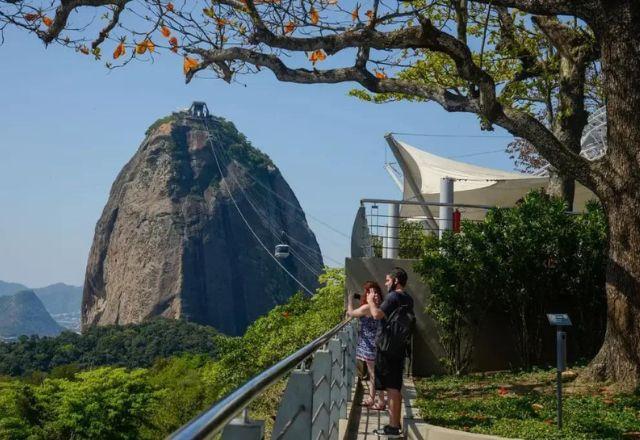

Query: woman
347;281;385;409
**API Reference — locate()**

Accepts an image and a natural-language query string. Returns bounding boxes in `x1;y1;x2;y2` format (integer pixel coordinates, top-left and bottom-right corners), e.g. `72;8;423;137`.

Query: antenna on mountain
189;101;211;119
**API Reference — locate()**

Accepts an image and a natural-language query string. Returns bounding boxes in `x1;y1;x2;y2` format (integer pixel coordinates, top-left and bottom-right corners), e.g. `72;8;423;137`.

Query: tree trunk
585;198;640;389
547;169;575;210
583;0;640;389
547;47;589;211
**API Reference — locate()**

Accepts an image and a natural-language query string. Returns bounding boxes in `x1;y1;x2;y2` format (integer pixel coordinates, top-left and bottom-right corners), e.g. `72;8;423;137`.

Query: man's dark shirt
377;289;414;340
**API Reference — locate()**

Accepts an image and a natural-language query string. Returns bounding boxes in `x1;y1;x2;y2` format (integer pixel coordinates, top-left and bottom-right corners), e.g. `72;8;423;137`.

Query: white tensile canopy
392;140;597;221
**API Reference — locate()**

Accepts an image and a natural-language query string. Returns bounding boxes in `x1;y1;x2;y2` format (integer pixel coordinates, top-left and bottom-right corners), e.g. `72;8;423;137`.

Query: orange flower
497;386;509;396
166;2;174;12
42;16;53;27
169;36;179;53
79;45;90;55
113;41;126;59
310;7;319;25
24;13;40;22
135;39;155;54
183;56;199;75
284;21;296;35
375;69;387;79
351;5;359;22
161;26;171;37
309;49;327;65
216;17;228;27
365;9;374;21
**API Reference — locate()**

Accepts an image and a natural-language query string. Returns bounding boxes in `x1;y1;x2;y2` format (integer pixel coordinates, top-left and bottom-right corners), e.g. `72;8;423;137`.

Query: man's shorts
374;351;404;391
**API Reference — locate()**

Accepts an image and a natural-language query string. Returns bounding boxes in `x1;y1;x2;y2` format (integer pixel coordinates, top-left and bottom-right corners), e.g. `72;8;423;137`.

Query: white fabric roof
394;140;596;219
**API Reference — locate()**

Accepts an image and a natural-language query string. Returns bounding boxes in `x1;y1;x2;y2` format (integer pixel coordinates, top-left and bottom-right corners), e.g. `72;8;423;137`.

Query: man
367;267;414;438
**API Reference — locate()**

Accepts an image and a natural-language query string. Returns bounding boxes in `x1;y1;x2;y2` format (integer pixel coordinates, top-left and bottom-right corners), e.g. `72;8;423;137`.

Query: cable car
275;244;290;259
275;231;290;259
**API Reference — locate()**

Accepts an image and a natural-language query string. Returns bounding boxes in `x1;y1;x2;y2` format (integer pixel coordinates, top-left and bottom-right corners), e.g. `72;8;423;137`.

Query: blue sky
0;26;516;287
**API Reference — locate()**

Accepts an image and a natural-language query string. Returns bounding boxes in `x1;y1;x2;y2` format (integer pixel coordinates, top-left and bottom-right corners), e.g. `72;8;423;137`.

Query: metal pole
556;328;566;429
439;178;454;239
382;225;389;259
388;202;400;259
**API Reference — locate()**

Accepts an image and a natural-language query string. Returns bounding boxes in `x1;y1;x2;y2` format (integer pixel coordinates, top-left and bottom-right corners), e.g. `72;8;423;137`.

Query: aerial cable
206;128;327;270
281;232;344;267
201;118;316;296
448;149;506;159
205;123;324;275
203;127;350;240
207;124;343;267
289;249;322;277
389;132;512;139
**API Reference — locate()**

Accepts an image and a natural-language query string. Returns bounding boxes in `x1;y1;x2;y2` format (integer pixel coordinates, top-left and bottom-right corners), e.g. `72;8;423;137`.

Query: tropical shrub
416;191;607;372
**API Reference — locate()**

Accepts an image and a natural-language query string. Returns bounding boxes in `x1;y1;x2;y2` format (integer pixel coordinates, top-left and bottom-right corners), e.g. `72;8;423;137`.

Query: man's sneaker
373;424;402;438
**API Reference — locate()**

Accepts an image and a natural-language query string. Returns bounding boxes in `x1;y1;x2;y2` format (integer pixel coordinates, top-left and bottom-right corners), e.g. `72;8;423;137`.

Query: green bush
416;191;607;372
0;319;222;377
0;367;160;440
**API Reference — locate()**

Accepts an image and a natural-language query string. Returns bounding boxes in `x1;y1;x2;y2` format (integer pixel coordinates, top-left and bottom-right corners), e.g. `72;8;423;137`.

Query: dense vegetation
415;367;640;440
0;319;222;376
0;268;344;440
416;191;607;374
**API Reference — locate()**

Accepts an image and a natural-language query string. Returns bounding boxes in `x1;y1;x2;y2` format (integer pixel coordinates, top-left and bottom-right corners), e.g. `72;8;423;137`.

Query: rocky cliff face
82;110;323;335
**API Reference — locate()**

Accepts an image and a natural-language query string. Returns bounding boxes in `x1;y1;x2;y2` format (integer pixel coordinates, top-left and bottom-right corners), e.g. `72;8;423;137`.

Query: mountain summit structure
82;103;323;335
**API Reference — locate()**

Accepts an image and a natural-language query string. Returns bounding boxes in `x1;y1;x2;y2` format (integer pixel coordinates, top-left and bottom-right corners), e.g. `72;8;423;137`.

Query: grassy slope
415;367;640;440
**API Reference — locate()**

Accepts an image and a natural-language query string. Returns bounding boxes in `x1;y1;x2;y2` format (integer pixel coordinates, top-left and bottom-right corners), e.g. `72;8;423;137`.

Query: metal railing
352;199;493;259
169;318;358;440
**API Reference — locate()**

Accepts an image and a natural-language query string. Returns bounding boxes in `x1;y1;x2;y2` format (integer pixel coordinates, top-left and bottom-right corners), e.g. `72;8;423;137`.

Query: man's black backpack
377;304;415;359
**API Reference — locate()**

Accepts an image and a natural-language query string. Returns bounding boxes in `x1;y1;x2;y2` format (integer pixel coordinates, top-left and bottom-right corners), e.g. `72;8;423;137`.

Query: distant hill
33;283;82;315
0;280;28;296
0;280;81;315
0;290;64;339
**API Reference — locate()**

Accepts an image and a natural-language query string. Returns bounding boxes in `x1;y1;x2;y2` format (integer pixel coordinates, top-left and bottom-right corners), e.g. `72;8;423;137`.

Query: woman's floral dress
356;316;378;361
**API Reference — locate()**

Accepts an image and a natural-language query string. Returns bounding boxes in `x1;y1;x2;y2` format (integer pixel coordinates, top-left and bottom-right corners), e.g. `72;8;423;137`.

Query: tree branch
189;46;476;113
532;16;598;64
470;0;598;20
91;2;125;49
43;0;131;44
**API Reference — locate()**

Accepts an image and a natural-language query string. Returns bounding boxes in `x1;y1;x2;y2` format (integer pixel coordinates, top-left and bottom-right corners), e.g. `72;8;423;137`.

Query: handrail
168;318;353;440
360;198;494;210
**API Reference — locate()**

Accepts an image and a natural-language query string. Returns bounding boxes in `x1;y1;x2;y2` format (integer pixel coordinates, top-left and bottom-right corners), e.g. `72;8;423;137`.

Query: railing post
221;409;264;440
328;337;344;440
344;323;357;396
388;202;400;258
311;349;332;440
272;369;313;440
439;177;454;238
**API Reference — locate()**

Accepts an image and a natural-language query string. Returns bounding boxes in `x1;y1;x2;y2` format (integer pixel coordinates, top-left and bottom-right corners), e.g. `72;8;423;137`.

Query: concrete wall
346;257;527;376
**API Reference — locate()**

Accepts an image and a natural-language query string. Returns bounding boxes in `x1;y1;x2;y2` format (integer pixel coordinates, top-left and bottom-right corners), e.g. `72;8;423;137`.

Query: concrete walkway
344;377;513;440
345;377;414;439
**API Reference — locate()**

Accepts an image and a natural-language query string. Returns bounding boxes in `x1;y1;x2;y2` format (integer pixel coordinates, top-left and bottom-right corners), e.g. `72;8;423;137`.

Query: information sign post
547;313;572;430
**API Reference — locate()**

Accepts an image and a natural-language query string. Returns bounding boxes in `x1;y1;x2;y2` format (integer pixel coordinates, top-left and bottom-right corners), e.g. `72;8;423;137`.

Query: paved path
347;377;417;439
